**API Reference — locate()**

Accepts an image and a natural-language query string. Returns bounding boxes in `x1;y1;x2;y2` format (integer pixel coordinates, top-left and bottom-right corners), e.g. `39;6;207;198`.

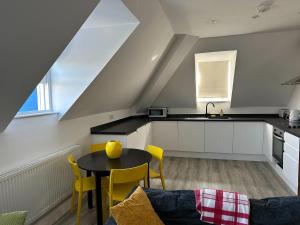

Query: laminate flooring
54;157;293;225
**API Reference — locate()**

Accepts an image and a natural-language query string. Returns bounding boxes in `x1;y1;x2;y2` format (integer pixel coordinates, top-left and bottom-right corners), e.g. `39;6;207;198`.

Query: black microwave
148;107;168;118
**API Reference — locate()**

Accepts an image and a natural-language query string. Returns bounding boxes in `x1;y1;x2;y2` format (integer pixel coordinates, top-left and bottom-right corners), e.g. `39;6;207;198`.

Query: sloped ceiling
62;0;174;119
153;29;300;108
159;0;300;38
51;0;138;118
134;34;199;112
0;0;99;131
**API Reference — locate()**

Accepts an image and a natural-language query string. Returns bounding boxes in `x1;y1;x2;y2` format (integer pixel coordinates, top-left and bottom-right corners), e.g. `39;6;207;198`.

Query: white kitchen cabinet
126;131;139;148
284;132;299;150
136;125;147;149
233;122;264;155
145;123;152;147
282;132;299;193
204;122;233;153
283;152;298;192
263;123;273;161
152;121;178;150
135;123;152;149
178;121;204;152
91;134;128;147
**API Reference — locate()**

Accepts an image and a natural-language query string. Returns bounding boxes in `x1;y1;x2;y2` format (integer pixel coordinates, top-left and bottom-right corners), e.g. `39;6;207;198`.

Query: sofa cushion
105;188;210;225
145;189;204;225
111;186;164;225
250;196;300;225
0;211;27;225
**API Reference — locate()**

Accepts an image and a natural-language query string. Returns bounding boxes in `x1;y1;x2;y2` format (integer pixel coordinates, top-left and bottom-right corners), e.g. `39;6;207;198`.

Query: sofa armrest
250;196;300;225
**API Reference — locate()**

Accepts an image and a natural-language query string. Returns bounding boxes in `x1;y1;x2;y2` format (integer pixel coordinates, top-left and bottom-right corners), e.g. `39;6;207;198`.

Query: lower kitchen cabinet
283;152;298;192
128;123;152;149
204;122;234;153
283;132;299;193
263;123;273;161
233;122;264;155
152;121;179;150
126;131;139;148
178;121;204;152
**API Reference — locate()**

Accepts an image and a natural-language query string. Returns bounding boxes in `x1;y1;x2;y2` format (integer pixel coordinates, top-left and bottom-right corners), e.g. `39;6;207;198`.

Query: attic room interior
2;0;300;224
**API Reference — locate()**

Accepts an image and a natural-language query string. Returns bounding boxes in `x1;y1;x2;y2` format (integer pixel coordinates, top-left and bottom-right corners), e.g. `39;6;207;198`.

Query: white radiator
0;145;82;224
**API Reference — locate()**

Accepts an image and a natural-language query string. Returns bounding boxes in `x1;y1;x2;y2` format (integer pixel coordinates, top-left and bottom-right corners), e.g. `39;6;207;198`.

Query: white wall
288;85;300;110
0;109;129;174
153;29;300;110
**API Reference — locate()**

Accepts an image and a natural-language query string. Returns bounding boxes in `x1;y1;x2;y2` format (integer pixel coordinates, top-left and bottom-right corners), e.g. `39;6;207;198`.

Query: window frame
15;72;53;117
195;50;237;103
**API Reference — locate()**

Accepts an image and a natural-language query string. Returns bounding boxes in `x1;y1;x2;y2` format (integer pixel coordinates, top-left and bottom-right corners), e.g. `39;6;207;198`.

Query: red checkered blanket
195;188;250;225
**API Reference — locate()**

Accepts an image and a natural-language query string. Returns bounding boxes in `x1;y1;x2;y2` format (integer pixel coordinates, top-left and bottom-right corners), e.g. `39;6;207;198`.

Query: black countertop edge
90;114;281;135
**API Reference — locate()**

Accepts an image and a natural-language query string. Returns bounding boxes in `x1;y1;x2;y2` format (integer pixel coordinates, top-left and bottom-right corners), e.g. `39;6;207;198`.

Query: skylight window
195;50;237;102
17;72;52;116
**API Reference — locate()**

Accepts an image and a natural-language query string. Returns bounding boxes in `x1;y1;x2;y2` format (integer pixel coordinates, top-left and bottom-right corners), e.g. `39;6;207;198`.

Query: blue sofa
105;189;300;225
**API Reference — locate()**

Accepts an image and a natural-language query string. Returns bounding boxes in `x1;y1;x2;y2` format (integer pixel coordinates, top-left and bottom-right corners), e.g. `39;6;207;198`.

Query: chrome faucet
205;102;215;117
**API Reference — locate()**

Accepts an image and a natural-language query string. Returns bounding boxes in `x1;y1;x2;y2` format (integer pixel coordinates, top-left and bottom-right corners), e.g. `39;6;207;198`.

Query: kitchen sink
207;115;232;120
184;117;208;120
184;116;232;120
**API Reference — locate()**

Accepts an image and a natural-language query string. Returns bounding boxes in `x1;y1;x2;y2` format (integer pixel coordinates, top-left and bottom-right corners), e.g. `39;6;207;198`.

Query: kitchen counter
90;114;300;138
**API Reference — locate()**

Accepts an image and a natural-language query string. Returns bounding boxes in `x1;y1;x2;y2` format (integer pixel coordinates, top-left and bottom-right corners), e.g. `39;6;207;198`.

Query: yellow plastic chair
68;155;107;225
146;145;166;190
108;163;149;211
90;142;107;153
89;142;110;195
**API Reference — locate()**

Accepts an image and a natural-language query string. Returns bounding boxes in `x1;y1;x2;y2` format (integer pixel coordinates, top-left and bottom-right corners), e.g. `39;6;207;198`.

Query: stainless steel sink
208;116;232;120
184;116;231;120
184;117;208;120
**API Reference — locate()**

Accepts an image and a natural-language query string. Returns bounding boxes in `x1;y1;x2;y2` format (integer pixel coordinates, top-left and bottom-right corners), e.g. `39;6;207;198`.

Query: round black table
77;148;152;225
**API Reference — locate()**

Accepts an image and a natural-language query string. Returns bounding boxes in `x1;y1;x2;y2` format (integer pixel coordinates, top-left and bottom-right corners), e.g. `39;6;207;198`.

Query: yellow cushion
111;186;164;225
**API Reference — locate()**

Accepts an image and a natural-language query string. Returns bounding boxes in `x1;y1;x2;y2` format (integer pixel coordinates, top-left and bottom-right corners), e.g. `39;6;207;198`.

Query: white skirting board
164;150;267;161
0;145;82;224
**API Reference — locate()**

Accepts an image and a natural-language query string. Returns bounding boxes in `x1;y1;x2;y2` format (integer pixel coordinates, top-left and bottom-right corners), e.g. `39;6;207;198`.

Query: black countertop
90;114;300;138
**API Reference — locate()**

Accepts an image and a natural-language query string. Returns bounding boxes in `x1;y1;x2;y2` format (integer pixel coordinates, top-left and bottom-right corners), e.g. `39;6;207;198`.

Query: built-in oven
272;127;284;168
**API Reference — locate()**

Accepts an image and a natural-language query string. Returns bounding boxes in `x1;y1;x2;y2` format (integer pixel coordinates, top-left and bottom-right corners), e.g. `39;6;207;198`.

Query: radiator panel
0;145;81;224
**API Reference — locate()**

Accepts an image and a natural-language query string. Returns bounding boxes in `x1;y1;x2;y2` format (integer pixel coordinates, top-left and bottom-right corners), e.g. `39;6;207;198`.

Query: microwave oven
148;107;168;118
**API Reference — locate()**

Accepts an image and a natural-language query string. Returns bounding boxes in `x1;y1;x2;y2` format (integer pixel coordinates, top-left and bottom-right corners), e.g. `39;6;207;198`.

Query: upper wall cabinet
152;121;178;150
233;122;264;155
205;122;234;153
178;121;204;152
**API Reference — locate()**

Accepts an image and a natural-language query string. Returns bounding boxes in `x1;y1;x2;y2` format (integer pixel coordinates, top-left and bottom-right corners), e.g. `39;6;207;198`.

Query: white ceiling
159;0;300;37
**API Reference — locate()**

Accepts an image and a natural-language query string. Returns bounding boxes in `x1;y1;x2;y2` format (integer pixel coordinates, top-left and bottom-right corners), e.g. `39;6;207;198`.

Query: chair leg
101;187;108;223
76;191;83;225
71;185;76;212
109;194;113;216
160;176;166;190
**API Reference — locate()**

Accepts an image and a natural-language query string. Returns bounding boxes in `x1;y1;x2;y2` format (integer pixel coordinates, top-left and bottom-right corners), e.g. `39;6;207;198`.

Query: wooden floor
55;157;292;225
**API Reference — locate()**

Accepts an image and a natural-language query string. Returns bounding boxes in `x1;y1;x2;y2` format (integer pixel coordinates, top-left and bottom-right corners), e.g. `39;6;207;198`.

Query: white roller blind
197;61;229;99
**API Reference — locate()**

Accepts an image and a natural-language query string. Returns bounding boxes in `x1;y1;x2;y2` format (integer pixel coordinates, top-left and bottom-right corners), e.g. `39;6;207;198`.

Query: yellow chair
90;142;107;153
89;142;110;195
146;145;166;190
108;163;149;212
68;155;107;225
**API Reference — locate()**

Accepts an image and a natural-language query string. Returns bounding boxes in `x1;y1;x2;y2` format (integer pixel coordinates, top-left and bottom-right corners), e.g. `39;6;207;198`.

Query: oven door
272;133;284;168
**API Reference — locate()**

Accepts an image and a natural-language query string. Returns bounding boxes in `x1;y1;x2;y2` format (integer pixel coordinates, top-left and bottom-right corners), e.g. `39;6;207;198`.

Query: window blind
197;61;229;99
